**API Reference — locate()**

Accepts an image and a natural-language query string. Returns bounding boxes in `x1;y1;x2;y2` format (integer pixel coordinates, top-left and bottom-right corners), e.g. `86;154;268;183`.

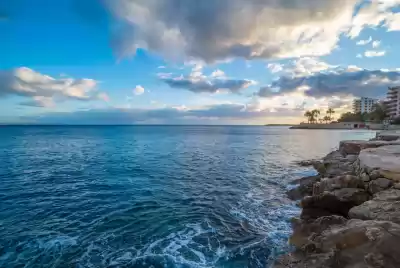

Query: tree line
304;108;335;124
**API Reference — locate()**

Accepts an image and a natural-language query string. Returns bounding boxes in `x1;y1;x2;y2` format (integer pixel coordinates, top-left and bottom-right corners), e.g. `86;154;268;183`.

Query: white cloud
267;63;284;73
372;40;381;48
133;85;145;95
364;50;386;57
356;54;363;58
158;66;166;69
0;67;106;107
211;69;226;78
356;36;372;45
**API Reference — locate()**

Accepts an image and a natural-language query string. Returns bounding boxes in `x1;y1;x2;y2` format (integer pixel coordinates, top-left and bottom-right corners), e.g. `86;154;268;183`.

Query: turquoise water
0;126;376;267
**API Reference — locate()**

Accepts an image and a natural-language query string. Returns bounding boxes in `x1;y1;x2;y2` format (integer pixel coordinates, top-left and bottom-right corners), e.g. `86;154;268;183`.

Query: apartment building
353;97;378;114
386;86;400;119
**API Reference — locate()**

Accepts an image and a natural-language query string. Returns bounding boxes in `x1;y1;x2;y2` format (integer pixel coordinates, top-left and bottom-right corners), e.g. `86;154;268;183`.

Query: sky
1;0;400;125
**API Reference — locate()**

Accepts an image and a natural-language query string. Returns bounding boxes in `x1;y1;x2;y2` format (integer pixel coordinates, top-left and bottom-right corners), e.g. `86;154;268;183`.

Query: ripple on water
0;126;377;267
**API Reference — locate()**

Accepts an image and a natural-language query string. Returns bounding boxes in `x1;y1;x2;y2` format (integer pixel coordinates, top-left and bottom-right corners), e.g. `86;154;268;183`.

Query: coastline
274;131;400;267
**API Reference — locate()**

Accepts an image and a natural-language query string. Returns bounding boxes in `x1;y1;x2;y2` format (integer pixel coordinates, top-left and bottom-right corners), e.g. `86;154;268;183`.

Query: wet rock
287;175;321;200
368;178;392;194
274;219;400;268
313;175;364;195
301;189;369;220
349;189;400;224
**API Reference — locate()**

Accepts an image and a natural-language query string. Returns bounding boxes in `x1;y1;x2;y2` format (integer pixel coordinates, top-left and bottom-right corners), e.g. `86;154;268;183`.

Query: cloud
21;103;302;125
133;85;145;95
258;67;400;99
160;66;256;94
364;50;386;57
268;57;335;77
356;36;372;45
0;67;107;107
106;0;376;62
372;40;381;48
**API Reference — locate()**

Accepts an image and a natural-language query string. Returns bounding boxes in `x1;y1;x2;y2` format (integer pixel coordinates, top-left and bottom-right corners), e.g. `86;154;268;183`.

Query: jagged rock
287;175;321;200
349;189;400;224
274;219;400;268
339;140;400;155
359;145;400;182
301;189;369;220
360;173;370;182
369;169;381;180
313;175;364;195
295;159;318;167
345;154;358;163
368;178;393;194
312;161;326;175
289;216;347;249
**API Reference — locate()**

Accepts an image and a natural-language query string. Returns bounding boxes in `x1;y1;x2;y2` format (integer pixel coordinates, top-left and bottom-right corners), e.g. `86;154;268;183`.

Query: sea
0;126;376;268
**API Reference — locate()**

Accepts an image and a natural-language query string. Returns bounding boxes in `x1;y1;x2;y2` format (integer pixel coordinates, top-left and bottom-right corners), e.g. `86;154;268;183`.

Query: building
353;97;378;114
386;87;400;119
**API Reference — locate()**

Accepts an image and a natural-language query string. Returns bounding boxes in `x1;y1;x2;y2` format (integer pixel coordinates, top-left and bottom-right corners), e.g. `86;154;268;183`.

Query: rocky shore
274;131;400;268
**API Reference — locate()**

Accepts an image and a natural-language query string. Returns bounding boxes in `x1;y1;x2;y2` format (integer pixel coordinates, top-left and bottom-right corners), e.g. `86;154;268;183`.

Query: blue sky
1;0;400;124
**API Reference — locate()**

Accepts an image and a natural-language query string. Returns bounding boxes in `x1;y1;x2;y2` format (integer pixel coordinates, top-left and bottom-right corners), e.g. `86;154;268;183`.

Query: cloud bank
105;0;400;62
0;68;107;107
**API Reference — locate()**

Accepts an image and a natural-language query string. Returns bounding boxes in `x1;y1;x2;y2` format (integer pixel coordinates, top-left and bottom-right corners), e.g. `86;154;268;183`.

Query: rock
361;172;370;182
313;175;364;195
345;154;358;163
289;216;347;249
368;178;392;194
274;219;400;268
394;183;400;190
287;175;321;200
311;161;326;175
349;189;400;224
295;159;317;167
369;169;381;180
322;150;344;161
376;130;400;141
339;140;400;155
301;189;369;219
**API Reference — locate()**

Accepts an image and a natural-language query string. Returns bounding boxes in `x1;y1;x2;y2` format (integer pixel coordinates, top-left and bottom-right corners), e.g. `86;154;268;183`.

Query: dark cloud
161;76;256;94
258;68;400;99
105;0;360;62
21;104;302;125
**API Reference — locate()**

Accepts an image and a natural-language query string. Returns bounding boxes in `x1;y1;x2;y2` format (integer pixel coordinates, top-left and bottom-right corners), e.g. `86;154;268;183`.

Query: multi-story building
386;86;400;119
353;97;378;114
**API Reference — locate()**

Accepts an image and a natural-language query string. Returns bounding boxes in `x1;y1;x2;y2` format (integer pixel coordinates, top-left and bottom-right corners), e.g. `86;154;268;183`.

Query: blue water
0;126;376;268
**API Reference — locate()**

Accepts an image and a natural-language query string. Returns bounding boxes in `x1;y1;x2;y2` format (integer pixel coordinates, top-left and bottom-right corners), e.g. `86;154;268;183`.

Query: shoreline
274;131;400;267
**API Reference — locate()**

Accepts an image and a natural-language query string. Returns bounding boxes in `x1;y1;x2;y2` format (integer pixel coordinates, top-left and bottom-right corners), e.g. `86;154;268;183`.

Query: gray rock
349;189;400;224
361;172;370;182
359;145;400;182
287;175;321;200
394;183;400;190
339;140;400;155
313;175;364;195
368;178;392;194
301;188;369;219
274;219;400;268
369;169;381;180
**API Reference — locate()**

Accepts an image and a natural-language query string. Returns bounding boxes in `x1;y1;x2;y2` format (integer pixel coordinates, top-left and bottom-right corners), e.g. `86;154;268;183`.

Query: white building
386;87;400;119
353;97;378;114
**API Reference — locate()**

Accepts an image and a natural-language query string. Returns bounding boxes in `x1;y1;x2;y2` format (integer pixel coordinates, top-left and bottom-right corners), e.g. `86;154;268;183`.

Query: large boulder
349;189;400;224
376;130;400;141
358;145;400;182
287;175;321;200
301;189;369;220
339;140;400;155
274;219;400;268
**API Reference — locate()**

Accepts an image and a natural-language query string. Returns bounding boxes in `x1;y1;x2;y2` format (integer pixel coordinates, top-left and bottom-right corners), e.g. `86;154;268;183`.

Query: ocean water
0;126;376;268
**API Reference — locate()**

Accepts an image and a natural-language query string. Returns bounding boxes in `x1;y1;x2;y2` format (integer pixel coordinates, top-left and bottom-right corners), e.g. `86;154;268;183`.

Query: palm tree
327;108;335;121
323;115;331;124
304;111;312;123
311;109;320;124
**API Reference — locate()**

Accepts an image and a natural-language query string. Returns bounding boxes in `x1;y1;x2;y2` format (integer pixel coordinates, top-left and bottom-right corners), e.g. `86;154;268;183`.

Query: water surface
0;126;376;267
